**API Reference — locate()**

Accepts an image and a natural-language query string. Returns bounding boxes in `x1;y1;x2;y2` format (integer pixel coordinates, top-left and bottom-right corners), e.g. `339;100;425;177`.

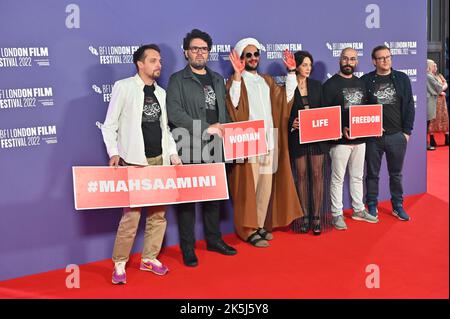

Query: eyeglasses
245;51;260;58
189;46;209;53
374;55;391;62
341;56;357;62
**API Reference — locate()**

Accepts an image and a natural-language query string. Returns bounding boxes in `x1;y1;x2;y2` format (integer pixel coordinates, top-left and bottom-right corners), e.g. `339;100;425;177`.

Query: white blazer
101;74;177;166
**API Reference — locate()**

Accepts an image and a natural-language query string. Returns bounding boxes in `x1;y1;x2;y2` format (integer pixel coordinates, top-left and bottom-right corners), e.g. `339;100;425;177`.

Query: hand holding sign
170;154;182;165
207;123;224;138
292;117;299;130
109;155;120;168
343;127;354;140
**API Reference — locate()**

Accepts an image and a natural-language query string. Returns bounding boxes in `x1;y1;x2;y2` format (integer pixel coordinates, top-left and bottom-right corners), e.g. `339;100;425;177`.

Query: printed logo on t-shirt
203;85;216;111
342;88;365;109
373;83;397;105
143;95;161;122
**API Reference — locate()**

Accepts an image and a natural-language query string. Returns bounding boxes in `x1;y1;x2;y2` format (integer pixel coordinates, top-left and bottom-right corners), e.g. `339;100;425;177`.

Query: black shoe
427;145;436;151
182;249;198;267
312;216;321;236
207;240;237;255
430;135;437;147
300;216;310;233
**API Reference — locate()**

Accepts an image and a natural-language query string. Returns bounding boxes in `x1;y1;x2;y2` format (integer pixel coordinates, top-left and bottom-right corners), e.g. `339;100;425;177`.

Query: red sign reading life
222;120;267;161
349;104;383;138
72;163;229;210
298;105;342;143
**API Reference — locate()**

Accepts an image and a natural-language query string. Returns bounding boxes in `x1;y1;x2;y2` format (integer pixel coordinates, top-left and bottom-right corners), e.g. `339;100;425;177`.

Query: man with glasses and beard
361;45;415;222
225;38;303;247
166;29;236;267
323;47;378;231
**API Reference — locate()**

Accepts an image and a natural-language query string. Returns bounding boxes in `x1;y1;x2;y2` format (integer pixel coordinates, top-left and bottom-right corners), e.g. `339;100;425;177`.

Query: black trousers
176;200;222;252
365;132;408;207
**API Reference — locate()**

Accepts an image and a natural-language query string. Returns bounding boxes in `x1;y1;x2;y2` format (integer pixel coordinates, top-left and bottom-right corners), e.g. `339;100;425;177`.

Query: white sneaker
112;261;127;284
352;209;379;223
142;258;162;267
332;215;347;230
114;261;126;275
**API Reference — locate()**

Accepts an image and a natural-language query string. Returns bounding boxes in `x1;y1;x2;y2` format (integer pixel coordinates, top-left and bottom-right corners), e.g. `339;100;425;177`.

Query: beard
340;64;354;75
189;57;207;70
245;60;259;71
340;64;355;75
152;70;161;78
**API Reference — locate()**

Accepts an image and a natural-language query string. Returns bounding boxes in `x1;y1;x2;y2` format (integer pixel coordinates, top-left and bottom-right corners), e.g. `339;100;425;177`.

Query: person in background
427;59;449;148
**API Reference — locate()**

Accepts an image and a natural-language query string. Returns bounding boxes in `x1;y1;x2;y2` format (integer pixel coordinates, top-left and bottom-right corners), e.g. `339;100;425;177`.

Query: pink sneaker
140;259;169;275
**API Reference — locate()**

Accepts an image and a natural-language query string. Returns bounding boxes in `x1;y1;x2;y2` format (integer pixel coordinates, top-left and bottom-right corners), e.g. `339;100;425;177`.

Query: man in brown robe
226;38;303;247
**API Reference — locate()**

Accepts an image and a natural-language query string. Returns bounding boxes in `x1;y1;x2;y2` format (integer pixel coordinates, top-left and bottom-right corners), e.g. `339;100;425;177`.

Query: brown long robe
225;74;303;240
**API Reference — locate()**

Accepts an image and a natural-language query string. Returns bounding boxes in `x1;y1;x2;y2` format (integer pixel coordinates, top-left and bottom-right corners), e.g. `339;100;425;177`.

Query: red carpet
427;134;449;202
0;147;448;299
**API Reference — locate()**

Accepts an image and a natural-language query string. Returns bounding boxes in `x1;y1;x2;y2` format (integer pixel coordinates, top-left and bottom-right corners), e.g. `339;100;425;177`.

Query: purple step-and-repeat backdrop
0;0;426;281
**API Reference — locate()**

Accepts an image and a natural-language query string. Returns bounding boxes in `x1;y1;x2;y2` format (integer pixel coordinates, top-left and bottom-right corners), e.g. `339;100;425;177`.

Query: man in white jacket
101;44;181;285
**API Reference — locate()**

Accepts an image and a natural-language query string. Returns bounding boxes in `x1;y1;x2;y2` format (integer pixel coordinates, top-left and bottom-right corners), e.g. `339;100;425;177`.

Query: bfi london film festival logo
398;68;418;82
88;45;139;64
326;42;364;57
0;47;50;68
265;43;302;60
0;125;57;150
92;83;114;103
208;44;232;62
384;41;417;56
0;87;54;110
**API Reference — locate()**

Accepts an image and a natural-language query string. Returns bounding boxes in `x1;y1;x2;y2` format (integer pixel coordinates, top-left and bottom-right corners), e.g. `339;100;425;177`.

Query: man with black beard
323;47;378;231
166;29;236;267
225;38;302;247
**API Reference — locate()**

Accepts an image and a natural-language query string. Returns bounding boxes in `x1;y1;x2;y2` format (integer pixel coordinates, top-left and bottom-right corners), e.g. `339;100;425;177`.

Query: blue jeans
365;132;408;208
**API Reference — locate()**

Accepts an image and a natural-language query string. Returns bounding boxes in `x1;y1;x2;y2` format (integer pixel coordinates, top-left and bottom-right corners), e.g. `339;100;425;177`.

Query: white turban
234;38;263;58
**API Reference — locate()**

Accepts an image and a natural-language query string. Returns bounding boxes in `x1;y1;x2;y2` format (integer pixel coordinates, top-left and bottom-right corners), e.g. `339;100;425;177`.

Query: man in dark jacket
166;29;236;267
361;45;415;221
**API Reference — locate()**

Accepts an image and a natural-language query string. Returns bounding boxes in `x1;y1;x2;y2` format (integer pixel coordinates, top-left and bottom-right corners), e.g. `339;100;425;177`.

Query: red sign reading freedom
72;163;229;210
222;120;267;161
298;106;342;143
349;104;383;138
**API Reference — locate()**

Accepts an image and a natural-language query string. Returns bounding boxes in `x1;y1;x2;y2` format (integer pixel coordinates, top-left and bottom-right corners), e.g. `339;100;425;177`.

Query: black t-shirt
373;74;402;134
194;72;218;125
142;84;162;158
323;74;367;144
